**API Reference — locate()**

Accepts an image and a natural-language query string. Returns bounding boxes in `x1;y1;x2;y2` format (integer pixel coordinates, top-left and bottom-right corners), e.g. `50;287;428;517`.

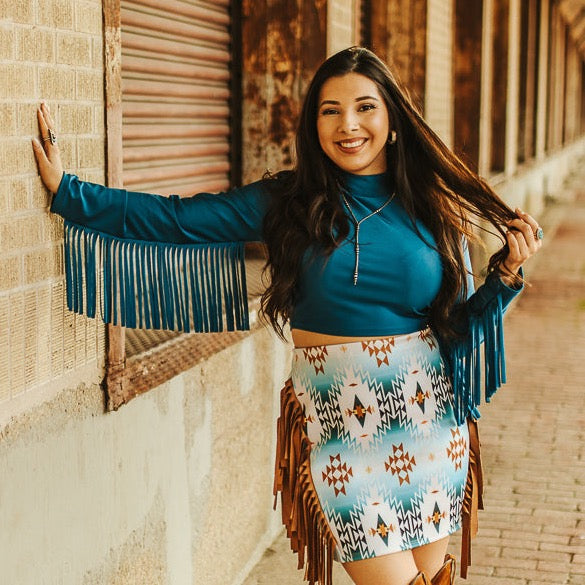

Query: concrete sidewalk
242;171;585;585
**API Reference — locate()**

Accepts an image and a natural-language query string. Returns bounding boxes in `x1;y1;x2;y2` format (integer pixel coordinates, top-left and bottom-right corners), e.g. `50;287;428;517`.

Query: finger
507;218;536;246
510;228;530;258
41;102;56;129
506;230;519;253
31;137;53;179
37;106;49;142
514;208;539;232
31;138;64;193
31;137;49;166
37;103;59;150
507;229;532;265
503;232;521;272
514;209;545;245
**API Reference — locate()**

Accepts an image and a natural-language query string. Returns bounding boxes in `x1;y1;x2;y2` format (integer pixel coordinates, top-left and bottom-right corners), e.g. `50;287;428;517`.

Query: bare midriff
291;328;396;349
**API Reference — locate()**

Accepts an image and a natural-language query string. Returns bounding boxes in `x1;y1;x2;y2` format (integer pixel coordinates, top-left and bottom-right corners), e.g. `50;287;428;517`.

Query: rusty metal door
121;0;232;196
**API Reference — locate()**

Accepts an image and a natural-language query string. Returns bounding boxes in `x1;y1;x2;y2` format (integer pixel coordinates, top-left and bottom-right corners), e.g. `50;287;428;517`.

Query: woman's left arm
462;209;543;318
448;211;543;423
498;209;543;288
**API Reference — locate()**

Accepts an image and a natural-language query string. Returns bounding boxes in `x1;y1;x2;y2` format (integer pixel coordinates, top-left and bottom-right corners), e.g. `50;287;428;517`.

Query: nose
338;111;359;133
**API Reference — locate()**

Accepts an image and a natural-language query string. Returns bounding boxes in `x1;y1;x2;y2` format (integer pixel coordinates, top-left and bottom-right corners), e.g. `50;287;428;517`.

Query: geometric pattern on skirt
290;328;470;563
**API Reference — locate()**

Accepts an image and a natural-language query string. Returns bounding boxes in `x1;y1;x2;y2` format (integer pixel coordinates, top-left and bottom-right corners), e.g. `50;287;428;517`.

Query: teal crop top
51;171;522;422
290;172;443;335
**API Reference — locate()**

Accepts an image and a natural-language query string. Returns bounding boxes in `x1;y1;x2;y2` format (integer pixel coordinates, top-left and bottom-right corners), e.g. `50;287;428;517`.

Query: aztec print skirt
274;328;473;584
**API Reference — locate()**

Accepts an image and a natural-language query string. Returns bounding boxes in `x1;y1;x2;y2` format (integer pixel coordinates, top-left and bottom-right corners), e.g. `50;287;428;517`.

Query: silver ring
534;227;544;241
43;128;57;145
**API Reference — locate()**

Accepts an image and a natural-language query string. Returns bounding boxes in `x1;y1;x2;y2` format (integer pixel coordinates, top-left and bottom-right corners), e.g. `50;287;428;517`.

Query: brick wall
0;0;105;409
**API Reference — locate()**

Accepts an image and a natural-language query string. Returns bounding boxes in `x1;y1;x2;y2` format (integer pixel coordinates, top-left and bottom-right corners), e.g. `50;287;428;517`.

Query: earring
388;130;397;145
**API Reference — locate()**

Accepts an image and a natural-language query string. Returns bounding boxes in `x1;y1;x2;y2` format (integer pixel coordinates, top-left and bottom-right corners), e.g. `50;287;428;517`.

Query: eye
320;108;339;116
359;103;376;112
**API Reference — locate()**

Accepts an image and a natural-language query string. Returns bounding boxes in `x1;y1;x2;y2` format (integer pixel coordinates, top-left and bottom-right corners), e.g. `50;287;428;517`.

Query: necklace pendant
342;190;395;287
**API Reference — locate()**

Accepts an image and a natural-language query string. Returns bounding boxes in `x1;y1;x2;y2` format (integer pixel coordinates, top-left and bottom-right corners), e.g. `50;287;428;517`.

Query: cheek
377;114;390;140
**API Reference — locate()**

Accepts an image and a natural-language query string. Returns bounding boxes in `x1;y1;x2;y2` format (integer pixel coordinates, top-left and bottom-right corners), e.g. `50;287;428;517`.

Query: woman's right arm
32;103;268;245
50;173;269;245
31;103;269;333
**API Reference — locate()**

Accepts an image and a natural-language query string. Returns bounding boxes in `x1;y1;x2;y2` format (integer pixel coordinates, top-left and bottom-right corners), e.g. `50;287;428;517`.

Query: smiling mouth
336;138;367;151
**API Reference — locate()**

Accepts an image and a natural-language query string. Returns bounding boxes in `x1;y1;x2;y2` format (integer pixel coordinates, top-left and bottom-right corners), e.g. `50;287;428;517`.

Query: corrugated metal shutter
121;0;232;197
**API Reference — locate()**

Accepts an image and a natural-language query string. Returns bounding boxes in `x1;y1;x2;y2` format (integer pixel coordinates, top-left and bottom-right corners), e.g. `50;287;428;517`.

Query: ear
387;130;397;145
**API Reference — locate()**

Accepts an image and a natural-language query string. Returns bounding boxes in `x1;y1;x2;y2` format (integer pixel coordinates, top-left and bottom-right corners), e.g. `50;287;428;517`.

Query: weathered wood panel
369;0;427;113
241;0;327;181
453;0;483;171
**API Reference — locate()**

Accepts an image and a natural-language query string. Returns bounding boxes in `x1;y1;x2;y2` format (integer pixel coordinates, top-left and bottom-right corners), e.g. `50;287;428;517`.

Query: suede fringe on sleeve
63;221;249;332
449;295;507;425
273;379;336;585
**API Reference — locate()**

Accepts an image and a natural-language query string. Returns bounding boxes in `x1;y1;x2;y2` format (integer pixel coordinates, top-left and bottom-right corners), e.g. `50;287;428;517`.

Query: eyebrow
319;95;380;106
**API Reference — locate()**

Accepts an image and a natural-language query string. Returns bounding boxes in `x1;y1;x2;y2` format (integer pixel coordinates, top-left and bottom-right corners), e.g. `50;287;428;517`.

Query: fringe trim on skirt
460;417;484;578
273;379;336;585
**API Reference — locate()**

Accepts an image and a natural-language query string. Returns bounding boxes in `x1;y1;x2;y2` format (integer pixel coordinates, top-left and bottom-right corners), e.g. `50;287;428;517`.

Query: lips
336;138;367;152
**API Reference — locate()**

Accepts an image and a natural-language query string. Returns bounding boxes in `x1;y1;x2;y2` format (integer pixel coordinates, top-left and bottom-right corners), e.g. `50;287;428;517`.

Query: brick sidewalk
445;176;585;585
242;174;585;585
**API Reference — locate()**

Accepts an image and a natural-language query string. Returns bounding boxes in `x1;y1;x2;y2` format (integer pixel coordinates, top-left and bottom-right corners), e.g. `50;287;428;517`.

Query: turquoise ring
535;227;544;241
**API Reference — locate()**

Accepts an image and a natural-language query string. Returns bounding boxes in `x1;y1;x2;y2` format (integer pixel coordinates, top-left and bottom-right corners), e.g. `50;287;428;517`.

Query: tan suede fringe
460;418;484;579
273;379;336;585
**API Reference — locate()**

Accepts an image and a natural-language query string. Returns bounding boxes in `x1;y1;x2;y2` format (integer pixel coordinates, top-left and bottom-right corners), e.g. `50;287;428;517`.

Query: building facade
1;1;584;584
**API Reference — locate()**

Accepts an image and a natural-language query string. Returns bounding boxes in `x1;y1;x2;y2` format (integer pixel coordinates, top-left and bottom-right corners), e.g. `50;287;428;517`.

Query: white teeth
339;139;366;148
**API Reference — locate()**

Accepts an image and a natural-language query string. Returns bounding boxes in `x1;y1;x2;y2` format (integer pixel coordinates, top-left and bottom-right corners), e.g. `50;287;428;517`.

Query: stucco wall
0;326;290;585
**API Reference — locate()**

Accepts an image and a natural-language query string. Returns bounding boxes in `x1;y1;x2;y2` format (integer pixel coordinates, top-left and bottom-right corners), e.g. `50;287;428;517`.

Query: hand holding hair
500;208;543;286
31;102;64;194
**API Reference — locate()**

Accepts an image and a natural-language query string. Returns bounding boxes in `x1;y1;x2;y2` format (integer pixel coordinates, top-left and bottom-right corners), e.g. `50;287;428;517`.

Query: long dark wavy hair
261;46;518;341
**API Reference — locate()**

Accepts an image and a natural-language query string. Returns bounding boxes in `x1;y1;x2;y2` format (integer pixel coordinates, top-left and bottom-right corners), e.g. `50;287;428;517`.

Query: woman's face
316;72;390;175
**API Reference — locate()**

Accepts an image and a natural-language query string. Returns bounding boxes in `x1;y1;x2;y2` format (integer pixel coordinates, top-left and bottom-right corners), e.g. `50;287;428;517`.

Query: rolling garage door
120;0;236;354
121;0;232;197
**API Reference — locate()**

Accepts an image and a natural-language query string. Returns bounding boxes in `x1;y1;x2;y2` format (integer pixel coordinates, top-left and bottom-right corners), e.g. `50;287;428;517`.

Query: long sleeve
445;242;524;424
51;174;271;333
51;173;269;244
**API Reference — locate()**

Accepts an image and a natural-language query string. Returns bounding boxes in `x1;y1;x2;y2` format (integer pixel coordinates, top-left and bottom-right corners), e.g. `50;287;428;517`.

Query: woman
32;47;542;585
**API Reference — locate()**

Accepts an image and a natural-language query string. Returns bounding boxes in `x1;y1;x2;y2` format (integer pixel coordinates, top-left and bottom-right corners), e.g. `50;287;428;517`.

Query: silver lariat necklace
341;191;396;285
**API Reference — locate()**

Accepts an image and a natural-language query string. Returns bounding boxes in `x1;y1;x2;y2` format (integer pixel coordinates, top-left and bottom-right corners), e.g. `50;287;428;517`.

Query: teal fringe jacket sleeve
51;173;269;244
50;173;270;332
446;242;524;423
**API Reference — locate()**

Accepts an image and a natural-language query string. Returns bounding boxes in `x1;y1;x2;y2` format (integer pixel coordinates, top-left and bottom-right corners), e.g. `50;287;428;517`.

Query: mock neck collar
340;170;394;198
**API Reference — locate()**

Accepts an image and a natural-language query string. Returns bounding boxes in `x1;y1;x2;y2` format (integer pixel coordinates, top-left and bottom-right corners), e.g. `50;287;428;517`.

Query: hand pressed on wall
31;102;64;194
